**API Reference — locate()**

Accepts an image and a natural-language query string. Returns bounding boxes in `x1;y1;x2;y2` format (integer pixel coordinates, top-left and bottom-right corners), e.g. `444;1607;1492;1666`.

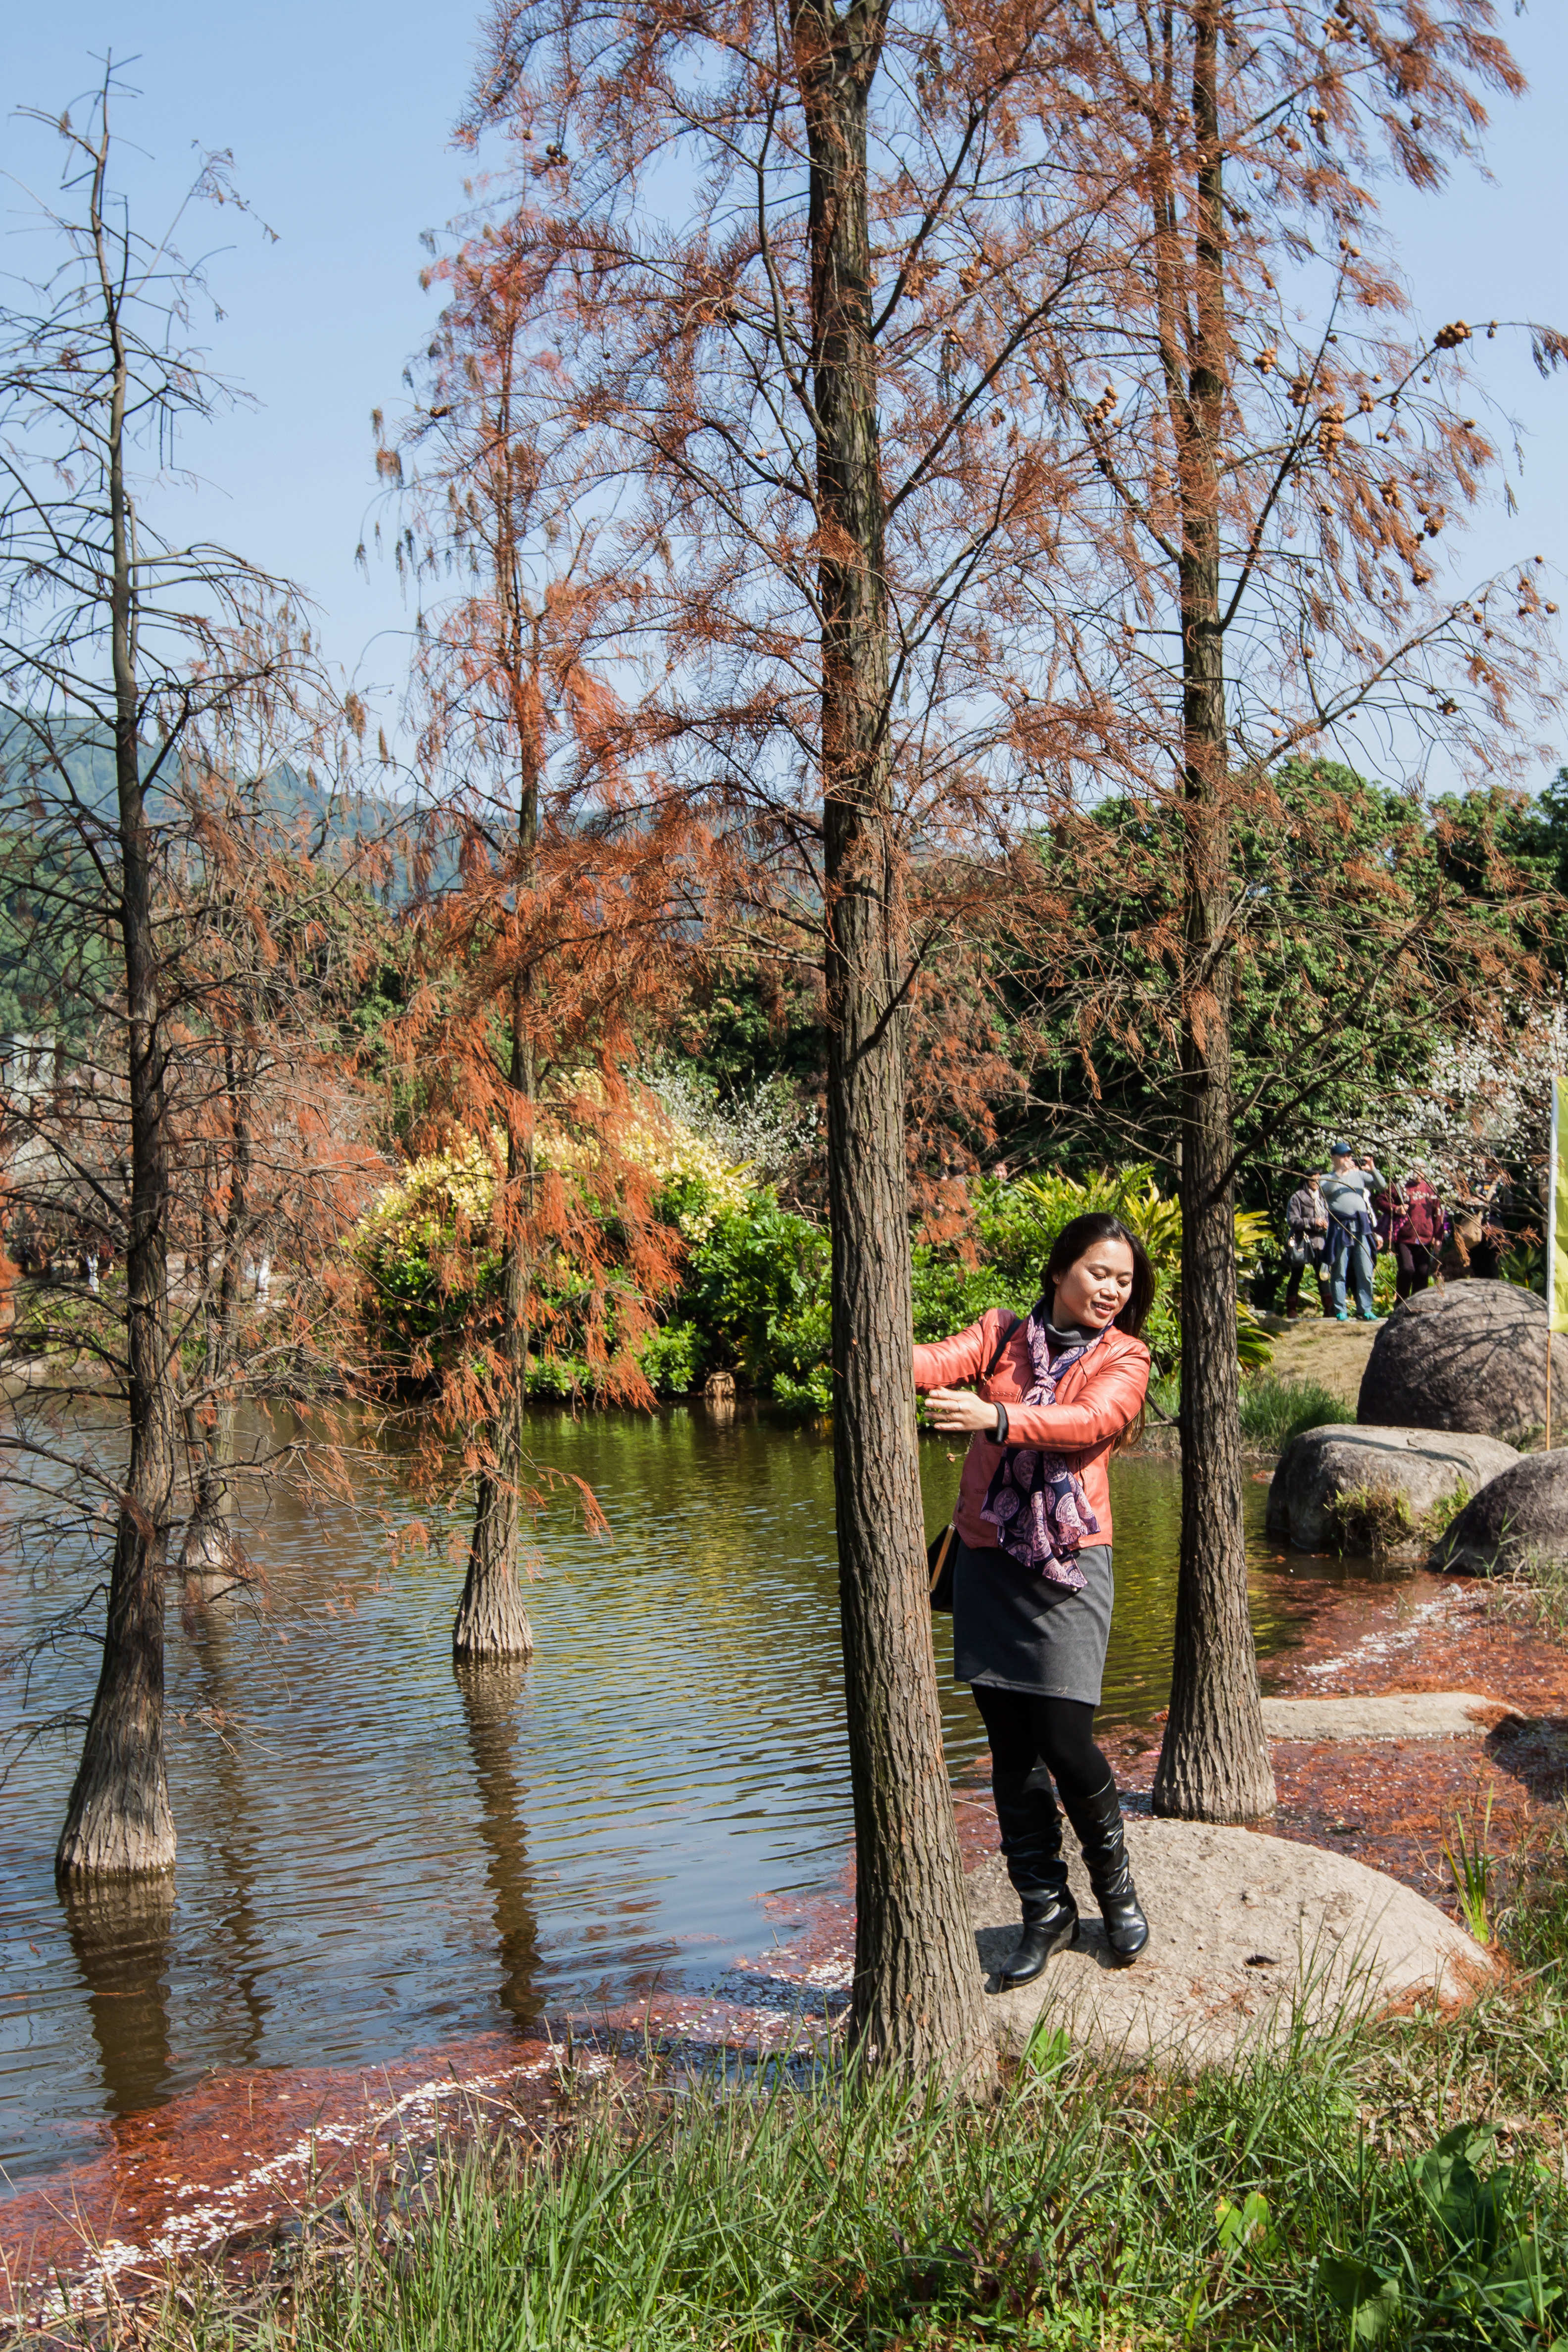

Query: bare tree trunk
795;0;991;2080
455;737;538;1661
455;1216;534;1657
180;1102;248;1583
1153;3;1274;1823
57;213;177;1878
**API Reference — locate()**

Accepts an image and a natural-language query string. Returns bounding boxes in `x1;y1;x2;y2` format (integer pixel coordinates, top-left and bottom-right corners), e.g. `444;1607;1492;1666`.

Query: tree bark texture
57;248;177;1878
180;1115;247;1580
1152;4;1275;1823
455;1245;534;1658
794;0;992;2080
455;686;539;1662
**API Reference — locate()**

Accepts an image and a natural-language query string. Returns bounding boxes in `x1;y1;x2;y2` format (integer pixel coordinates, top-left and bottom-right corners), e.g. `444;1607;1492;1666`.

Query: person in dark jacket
1283;1173;1330;1317
1465;1165;1512;1280
914;1214;1154;1991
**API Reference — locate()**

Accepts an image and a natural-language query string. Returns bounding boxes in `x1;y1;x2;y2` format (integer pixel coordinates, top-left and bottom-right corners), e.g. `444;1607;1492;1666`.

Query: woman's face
1054;1235;1136;1330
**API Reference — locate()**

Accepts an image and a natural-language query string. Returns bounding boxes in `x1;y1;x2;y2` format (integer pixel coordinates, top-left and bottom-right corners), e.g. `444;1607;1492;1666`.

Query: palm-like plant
976;1167;1273;1370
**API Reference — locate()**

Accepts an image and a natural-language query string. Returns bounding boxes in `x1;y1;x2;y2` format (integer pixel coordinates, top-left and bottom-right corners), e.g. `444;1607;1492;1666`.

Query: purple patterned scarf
979;1303;1106;1592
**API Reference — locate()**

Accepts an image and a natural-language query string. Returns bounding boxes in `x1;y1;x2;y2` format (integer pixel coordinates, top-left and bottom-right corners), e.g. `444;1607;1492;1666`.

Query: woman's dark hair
1044;1213;1155;1337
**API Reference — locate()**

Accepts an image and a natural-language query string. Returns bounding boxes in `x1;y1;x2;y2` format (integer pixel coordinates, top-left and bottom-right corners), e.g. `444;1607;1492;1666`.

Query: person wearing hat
1321;1144;1383;1321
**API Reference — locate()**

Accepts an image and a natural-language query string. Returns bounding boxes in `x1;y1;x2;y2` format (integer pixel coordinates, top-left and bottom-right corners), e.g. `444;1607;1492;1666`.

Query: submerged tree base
452;1563;534;1661
55;1786;176;1881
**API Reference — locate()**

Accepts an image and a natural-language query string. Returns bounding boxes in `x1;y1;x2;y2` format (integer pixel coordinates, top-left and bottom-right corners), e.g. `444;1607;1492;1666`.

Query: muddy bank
1103;1569;1568;1914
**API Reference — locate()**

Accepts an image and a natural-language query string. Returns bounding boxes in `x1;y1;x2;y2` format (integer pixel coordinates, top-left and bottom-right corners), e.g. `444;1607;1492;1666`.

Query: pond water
1;1406;1363;2184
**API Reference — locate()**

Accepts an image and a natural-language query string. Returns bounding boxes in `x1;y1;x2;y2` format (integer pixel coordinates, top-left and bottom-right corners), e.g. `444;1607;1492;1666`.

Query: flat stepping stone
1259;1691;1514;1741
974;1817;1486;2067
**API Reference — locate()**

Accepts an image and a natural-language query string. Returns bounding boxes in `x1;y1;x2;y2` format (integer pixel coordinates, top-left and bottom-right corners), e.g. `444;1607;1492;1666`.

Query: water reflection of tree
453;1661;542;2029
58;1876;177;2119
184;1596;271;2067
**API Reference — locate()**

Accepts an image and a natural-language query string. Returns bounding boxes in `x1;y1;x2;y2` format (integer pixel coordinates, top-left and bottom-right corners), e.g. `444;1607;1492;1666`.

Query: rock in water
1429;1452;1568;1575
1267;1424;1519;1553
1358;1284;1568;1447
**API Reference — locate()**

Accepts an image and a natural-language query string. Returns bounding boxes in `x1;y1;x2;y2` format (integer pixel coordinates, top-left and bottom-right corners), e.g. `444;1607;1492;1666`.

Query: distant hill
0;712;448;906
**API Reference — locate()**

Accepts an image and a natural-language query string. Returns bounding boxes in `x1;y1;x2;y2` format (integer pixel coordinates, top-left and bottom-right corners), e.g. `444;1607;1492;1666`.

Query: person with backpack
915;1213;1153;1990
1392;1168;1444;1299
1321;1143;1383;1321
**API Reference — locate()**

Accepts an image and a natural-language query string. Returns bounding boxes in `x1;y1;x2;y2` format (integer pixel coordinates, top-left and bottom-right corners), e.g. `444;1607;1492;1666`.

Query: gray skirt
952;1535;1114;1707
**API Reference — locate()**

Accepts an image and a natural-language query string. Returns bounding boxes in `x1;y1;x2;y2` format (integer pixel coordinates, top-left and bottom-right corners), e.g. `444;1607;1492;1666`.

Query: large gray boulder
1268;1423;1519;1552
975;1820;1487;2066
1430;1451;1568;1575
1358;1283;1568;1448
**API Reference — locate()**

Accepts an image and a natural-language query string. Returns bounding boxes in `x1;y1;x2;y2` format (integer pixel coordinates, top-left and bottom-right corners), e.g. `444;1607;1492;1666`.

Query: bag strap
928;1314;1021;1590
983;1310;1021;1379
928;1522;956;1598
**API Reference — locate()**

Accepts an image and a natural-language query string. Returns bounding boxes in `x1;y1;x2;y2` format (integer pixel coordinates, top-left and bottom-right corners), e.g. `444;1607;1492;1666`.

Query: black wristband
993;1402;1009;1443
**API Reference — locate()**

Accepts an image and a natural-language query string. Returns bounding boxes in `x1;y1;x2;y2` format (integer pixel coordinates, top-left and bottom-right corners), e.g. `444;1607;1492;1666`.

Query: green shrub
1373;1250;1399;1315
645;1191;831;1410
637;1320;704;1395
910;1250;1023;1342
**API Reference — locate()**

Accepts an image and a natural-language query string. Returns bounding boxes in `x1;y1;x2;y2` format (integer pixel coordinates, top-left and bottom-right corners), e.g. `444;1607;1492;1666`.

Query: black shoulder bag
926;1312;1020;1613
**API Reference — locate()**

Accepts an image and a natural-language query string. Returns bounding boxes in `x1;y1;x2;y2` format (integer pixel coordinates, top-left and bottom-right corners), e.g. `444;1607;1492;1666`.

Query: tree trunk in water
180;1117;246;1585
455;734;538;1662
56;290;177;1879
179;1436;239;1575
455;1364;533;1656
1152;3;1275;1823
455;1150;532;1655
796;0;991;2081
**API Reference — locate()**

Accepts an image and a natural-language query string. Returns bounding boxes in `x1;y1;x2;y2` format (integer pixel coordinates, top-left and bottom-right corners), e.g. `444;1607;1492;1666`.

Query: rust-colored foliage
449;0;1560;2028
368;203;699;1581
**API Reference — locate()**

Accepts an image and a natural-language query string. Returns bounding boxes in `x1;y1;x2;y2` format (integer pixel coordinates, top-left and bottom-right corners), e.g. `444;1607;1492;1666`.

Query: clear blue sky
2;0;1564;772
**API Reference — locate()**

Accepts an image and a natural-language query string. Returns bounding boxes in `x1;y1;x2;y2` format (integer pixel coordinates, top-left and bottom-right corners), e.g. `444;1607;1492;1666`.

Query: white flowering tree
1356;1007;1568;1203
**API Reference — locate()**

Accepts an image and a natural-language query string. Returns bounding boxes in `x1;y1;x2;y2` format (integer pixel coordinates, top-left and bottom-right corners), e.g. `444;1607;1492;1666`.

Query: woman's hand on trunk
924;1386;998;1435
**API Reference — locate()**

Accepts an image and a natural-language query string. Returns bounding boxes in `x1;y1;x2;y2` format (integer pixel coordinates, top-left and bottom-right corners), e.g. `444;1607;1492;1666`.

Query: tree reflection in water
453;1658;543;2028
58;1873;177;2118
184;1584;272;2069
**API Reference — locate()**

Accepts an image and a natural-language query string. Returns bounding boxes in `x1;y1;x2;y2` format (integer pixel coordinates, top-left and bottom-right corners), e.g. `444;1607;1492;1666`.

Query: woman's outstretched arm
912;1312;996;1393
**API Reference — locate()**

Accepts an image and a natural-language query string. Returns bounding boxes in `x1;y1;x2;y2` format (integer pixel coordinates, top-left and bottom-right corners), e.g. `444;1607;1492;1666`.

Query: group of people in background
1282;1147;1513;1322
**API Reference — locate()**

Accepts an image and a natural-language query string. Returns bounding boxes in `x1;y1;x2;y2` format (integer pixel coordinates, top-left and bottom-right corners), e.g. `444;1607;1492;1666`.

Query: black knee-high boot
1061;1778;1149;1964
990;1759;1078;1989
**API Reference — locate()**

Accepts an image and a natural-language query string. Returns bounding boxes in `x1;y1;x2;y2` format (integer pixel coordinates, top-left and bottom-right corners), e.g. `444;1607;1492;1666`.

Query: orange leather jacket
913;1308;1151;1552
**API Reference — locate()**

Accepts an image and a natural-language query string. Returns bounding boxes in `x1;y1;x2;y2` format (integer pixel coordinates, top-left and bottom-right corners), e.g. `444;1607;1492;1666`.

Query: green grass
1486;1541;1568;1646
81;1845;1568;2352
1147;1374;1347;1454
1239;1373;1348;1453
1326;1477;1475;1560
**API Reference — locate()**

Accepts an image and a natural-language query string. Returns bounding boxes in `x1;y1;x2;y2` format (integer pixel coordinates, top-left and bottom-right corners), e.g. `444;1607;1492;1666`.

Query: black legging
1284;1255;1328;1315
973;1683;1112;1807
1395;1240;1437;1300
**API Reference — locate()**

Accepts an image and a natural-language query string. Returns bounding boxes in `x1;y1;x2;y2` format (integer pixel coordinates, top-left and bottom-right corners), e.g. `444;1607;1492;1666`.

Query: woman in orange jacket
914;1213;1154;1989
